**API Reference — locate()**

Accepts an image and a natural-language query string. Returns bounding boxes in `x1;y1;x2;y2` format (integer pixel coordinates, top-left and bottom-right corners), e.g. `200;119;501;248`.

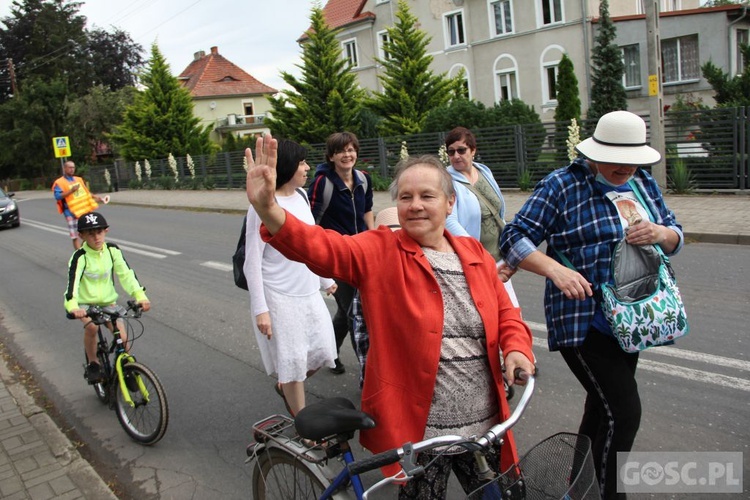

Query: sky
1;0;317;91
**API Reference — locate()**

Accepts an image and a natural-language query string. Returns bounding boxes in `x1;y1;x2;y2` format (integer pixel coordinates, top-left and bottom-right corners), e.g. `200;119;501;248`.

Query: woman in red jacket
246;134;536;499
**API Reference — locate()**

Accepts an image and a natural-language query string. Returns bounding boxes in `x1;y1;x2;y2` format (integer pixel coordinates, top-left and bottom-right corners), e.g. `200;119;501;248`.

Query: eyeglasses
447;147;469;156
336;148;357;155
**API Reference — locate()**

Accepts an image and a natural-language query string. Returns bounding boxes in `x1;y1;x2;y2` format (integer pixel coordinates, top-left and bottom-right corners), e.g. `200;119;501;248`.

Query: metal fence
84;107;749;193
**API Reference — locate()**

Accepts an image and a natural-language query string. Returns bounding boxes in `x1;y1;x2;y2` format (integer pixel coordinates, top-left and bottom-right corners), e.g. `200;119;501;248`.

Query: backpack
233;188;307;290
314;170;369;225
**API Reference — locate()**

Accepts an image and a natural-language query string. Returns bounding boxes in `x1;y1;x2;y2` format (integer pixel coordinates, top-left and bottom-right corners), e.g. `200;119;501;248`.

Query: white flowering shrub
437;144;450;166
168;153;179;183
186;154;196;179
566;118;581;162
399;141;409;161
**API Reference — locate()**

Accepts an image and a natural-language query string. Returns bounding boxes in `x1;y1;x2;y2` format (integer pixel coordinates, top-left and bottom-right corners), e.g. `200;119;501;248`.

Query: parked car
0;188;20;228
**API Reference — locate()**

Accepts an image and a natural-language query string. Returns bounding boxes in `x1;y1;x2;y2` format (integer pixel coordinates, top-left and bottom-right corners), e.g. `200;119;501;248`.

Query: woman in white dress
244;139;338;416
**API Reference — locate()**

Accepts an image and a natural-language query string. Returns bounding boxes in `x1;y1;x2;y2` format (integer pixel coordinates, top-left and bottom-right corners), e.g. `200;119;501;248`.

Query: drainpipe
581;0;592;113
728;4;748;76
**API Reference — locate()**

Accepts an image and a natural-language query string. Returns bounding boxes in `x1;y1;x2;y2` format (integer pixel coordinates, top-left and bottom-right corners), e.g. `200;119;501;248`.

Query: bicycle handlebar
66;300;143;322
348;370;536;480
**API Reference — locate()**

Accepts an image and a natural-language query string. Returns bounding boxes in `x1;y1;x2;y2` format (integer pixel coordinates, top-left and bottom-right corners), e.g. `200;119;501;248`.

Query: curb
0;352;117;500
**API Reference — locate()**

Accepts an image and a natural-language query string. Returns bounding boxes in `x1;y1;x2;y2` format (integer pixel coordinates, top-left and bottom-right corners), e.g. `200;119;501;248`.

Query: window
490;0;513;36
661;35;699;84
540;0;563;26
622;44;641;88
445;10;466;47
661;0;679;12
494;55;519;102
545;65;558;101
737;29;748;75
377;30;392;61
243;101;255;123
498;71;518;101
342;39;359;68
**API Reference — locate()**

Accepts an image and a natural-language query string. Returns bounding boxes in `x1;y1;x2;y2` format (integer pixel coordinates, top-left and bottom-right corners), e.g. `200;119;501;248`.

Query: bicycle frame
248;376;536;500
92;307;147;407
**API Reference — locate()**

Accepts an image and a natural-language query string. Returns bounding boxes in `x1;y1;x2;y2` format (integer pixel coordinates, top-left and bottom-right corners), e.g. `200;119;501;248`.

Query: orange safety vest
52;176;99;217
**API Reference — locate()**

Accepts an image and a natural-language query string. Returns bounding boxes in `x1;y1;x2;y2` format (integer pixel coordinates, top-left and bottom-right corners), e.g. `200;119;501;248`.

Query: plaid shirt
500;159;683;351
351;290;368;388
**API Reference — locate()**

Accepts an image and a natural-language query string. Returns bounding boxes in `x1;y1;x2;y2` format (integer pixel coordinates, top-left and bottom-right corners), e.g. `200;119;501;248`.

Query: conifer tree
368;0;462;136
112;44;212;161
702;44;750;107
554;54;581;160
265;6;365;144
588;0;627;122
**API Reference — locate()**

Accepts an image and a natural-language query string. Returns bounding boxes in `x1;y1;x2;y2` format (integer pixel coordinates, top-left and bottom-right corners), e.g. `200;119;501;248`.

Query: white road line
526;320;750;372
24;218;179;259
639;359;750;392
202;261;233;272
106;236;181;255
528;324;749;391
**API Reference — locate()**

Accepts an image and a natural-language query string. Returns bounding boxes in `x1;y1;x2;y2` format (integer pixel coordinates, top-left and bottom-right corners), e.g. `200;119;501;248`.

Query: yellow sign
52;136;71;158
648;75;659;97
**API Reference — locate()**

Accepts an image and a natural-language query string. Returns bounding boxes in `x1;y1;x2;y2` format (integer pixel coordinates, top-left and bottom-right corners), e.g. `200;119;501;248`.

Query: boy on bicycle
63;211;151;382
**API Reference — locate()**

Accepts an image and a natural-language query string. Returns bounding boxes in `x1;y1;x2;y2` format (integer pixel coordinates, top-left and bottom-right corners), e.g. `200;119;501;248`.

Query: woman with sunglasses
444;127;519;306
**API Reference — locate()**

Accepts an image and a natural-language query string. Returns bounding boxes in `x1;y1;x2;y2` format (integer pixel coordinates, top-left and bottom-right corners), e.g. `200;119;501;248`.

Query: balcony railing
216;113;266;128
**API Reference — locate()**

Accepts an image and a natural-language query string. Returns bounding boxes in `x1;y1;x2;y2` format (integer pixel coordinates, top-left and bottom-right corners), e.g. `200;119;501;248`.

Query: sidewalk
0;352;116;500
3;186;749;499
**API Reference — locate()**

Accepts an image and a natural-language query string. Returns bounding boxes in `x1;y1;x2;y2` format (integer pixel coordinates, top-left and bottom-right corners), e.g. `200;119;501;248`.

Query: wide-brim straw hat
375;207;400;231
575;111;661;166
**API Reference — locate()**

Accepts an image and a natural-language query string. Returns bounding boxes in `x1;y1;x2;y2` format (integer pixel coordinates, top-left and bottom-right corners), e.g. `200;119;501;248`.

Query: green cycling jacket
64;242;148;312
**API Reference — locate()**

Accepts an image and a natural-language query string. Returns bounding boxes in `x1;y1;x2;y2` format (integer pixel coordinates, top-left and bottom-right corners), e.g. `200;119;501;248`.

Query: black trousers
559;330;641;500
332;280;356;357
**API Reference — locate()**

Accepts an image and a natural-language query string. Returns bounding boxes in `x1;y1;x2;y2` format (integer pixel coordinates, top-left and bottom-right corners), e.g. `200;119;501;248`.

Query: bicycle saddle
295;397;376;441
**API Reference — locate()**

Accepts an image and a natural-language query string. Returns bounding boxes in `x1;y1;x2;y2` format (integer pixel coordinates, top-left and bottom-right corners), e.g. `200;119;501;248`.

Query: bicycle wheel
252;447;327;500
114;362;169;445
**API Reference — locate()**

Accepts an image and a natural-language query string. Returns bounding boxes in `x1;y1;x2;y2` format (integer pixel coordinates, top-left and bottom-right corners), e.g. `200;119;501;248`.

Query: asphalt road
0;198;747;499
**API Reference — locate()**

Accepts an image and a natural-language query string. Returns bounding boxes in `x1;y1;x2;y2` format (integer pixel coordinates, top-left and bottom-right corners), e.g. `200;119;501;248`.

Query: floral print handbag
600;240;689;352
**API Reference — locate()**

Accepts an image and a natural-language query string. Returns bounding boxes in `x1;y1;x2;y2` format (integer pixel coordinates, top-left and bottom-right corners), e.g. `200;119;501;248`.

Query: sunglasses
447;147;469;156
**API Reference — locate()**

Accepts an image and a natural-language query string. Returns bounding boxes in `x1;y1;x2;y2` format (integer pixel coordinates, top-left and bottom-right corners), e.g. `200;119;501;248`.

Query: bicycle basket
467;432;600;500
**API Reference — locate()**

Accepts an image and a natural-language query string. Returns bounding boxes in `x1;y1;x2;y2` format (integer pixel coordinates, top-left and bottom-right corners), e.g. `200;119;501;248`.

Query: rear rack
247;414;331;464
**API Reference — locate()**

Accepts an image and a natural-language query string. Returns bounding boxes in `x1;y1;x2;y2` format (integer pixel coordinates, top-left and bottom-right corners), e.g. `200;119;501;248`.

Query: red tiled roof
178;46;277;98
299;0;375;41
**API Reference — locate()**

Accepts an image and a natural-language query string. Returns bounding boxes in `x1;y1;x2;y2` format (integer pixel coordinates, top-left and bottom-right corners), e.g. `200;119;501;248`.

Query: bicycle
68;300;169;445
246;373;600;499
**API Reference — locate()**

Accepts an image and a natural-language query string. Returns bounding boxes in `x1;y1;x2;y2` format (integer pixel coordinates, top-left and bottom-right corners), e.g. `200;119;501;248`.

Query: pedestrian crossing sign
52;136;71;158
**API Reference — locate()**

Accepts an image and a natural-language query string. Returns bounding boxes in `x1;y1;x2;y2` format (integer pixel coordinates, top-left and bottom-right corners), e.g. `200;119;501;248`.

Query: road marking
202;261;232;272
639;359;750;392
526;320;750;372
528;323;749;391
23;219;179;260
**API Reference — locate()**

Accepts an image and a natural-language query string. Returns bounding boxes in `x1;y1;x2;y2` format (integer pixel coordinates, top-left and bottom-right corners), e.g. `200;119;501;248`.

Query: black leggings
559;330;641;500
332;280;356;356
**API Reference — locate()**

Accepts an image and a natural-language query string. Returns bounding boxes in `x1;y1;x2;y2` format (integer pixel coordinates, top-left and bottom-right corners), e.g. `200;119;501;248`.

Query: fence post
515;125;527;184
378;137;388;178
742;107;748;190
221;152;231;188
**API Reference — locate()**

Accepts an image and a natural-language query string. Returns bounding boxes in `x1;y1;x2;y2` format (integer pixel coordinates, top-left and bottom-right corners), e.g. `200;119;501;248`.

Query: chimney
211;46;218;55
194;50;205;61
